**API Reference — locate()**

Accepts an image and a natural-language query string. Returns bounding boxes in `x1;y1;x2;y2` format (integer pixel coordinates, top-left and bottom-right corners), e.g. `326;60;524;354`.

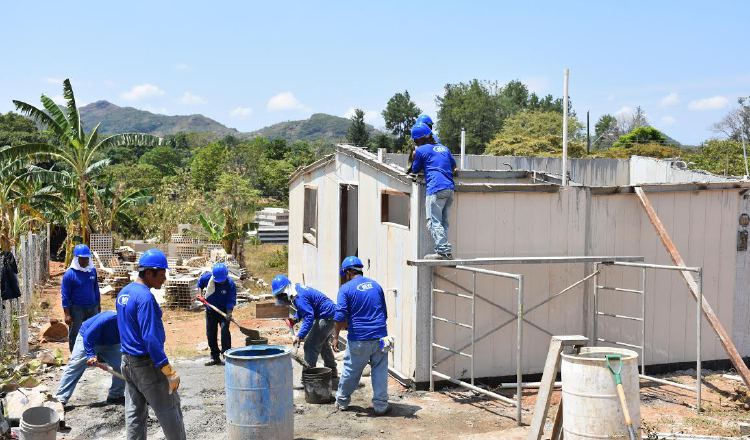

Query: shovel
605;354;637;440
285;318;310;369
94;362;125;381
196;295;261;339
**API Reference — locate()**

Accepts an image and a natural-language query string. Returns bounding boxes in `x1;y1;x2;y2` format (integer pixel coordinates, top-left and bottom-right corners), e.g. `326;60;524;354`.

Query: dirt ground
20;265;750;438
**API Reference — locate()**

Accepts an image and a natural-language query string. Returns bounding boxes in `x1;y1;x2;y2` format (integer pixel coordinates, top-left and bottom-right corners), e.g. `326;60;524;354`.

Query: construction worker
271;274;337;378
416;113;441;144
197;262;237;366
117;249;185;440
333;256;391;415
62;244;101;352
410;122;457;260
54;310;124;406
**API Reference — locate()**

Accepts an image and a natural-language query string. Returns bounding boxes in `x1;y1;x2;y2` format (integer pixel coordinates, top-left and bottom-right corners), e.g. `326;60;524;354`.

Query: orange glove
160;364;180;394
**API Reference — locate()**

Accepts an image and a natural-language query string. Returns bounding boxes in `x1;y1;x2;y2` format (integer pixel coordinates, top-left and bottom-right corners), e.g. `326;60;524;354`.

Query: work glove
86;356;99;367
292;336;301;347
64;312;72;327
160;364;181;394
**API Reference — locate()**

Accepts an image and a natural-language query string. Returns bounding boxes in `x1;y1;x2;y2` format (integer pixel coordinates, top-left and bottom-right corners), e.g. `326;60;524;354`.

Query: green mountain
79;101;241;137
248;113;378;143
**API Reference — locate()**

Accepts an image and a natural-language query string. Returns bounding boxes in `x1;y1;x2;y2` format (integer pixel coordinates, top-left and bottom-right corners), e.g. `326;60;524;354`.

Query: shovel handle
197;296;230;320
615;383;633;426
95;362;126;381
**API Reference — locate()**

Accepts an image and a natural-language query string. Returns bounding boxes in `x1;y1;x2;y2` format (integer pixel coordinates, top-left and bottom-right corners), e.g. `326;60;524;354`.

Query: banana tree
195;210;242;255
92;180;151;235
0;79;162;244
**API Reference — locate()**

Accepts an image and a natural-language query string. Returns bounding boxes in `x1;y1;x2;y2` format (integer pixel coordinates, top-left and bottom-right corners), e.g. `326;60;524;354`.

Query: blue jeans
335;339;389;413
426;189;454;255
303;318;336;370
55;334;124;404
68;304;99;352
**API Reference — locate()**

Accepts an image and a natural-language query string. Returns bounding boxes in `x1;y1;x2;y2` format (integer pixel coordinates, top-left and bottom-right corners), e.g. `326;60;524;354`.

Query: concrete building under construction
287;145;750;389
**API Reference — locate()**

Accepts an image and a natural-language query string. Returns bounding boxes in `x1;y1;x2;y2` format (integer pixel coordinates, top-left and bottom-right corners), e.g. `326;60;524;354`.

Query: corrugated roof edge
591;181;750;194
288;154;335;183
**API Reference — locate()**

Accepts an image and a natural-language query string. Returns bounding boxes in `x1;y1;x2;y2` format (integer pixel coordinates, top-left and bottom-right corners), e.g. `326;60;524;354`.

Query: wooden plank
527;335;588;440
634;186;750;389
251;301;290;319
550;401;564;440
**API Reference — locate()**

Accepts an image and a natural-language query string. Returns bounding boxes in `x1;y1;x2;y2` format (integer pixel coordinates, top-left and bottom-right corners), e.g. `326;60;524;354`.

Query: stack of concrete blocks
164;275;199;309
254;208;289;244
90;233;113;268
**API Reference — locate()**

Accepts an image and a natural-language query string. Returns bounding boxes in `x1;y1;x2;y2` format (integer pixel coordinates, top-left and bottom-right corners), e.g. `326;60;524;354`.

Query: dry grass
244;243;287;292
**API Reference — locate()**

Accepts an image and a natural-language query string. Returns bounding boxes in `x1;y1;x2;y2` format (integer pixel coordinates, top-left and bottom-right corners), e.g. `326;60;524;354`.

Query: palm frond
0;143;69;166
63;79;83;140
85;122;101;150
12;100;66;137
39;95;71;140
85;158;111;175
88;133;162;164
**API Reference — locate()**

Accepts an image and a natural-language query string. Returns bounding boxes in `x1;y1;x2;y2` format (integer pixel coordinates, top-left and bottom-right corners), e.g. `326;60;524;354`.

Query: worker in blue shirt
271;274;337;377
54;311;124;406
416;113;441;144
117;249;186;440
62;244;101;352
333;256;391;415
197;262;237;366
410;122;457;260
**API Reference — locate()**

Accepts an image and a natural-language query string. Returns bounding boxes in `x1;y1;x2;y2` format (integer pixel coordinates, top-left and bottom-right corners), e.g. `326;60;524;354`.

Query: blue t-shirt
61;268;100;308
116;282;169;367
80;311;120;358
197;272;237;312
334;276;387;341
292;284;336;339
411;143;456;195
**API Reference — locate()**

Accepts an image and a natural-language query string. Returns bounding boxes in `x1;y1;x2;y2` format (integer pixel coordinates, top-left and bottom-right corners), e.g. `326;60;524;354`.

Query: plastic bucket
246;336;269;345
302;367;333;404
224;345;293;440
19;406;58;440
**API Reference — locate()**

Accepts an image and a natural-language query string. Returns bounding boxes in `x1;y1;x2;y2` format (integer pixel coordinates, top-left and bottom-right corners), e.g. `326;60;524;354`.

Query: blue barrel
224;345;294;439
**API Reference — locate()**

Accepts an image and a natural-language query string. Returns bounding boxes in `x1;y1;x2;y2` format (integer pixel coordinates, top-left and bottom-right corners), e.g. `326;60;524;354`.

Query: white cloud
344;107;382;126
267;91;306;111
175;63;190;71
522;76;550;94
120;84;165;101
660;116;676;125
614;105;634;119
180;91;206;105
230;107;253;118
688;95;729;111
44;77;63;84
659;92;680;107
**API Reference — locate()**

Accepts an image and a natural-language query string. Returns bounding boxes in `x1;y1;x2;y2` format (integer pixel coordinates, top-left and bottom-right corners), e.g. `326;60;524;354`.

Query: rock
36;350;56;366
740;422;750;435
196;342;209;351
40;321;68;343
362;364;371;377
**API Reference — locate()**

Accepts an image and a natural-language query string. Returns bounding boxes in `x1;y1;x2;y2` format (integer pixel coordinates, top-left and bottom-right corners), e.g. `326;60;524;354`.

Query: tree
0;112;47;146
369;133;393;153
382;91;420;151
713;97;750;142
593;143;681;159
1;79;161;243
485;111;585;157
617;106;649;133
687;139;746;176
347;109;370;148
437;80;501;155
593;114;620;150
612;126;668;149
190;142;228;192
139;145;182;175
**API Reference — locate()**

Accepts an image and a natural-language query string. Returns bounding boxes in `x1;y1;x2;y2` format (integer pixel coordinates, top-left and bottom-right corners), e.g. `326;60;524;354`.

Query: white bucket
561;347;640;439
19;406;59;440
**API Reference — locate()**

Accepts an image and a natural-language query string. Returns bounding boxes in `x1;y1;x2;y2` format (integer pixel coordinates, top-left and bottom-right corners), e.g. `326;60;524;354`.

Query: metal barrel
224;345;293;440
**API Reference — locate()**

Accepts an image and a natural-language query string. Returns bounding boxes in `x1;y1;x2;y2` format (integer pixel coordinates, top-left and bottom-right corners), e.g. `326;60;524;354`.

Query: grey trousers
121;354;186;440
303;318;337;370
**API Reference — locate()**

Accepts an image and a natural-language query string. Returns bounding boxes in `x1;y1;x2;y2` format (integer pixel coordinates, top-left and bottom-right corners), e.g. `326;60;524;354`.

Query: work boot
423;253;441;260
205;358;224;366
437;253;454;260
106;396;125;405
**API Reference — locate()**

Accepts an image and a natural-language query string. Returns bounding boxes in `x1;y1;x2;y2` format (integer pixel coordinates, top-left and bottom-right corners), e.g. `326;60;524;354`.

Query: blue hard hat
212;263;229;283
416;114;434;127
272;274;291;296
138;248;169;270
411;122;432;140
73;244;91;258
340;256;364;277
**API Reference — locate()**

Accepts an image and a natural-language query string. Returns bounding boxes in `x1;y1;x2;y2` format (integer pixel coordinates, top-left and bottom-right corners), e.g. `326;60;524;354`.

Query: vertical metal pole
460;128;466;170
593;263;599;346
516;275;524;425
471;271;476;386
562;68;570;186
696;269;703;412
742;135;749;180
641;267;646;375
429;268;435;392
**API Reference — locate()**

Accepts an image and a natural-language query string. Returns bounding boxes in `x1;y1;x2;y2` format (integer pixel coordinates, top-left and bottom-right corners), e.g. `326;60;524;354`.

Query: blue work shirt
334;276;388;341
411;143;456;195
292;284;336;340
116;282;169;367
80;311;120;358
197;272;237;312
61;267;100;309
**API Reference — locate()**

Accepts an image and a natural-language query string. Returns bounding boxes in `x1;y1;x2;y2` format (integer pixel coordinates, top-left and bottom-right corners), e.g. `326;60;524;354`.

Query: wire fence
0;229;50;357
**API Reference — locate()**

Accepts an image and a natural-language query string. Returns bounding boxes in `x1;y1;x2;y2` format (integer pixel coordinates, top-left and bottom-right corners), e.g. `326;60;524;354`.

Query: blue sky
2;1;748;145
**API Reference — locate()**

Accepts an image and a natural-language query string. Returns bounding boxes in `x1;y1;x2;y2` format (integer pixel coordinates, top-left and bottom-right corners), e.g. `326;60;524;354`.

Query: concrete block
251;301;290;319
740;422;750;436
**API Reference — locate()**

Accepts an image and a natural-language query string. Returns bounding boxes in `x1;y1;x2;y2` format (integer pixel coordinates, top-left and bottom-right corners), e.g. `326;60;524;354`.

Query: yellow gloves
160;364;181;394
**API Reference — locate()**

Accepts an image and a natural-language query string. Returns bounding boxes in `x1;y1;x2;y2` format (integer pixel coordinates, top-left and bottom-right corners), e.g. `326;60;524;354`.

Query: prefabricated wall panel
290;149;750;382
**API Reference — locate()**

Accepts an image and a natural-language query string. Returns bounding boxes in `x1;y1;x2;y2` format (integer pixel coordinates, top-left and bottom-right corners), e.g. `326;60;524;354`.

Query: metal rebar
524;270;600;316
431;371;517;406
596;286;643;294
433;289;473;300
610;261;701;272
639;374;695;391
697;269;702;412
596;338;642;349
596;312;643;322
641;267;646;376
432;316;472;329
429;271;434;392
593;263;599;347
454;265;522;280
432;343;472;358
516;275;524;425
471;272;476;386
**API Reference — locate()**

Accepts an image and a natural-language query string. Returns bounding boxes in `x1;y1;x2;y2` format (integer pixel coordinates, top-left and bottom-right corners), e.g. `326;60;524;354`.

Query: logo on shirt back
356;282;374;292
433;145;448;153
117;295;129;306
